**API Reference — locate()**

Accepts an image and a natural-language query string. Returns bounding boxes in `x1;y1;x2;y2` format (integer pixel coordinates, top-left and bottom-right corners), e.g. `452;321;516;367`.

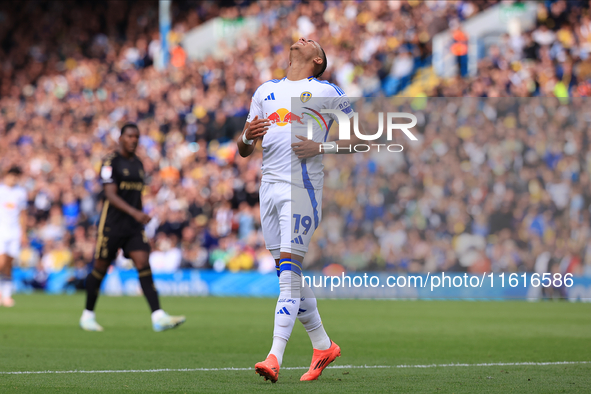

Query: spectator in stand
450;21;469;77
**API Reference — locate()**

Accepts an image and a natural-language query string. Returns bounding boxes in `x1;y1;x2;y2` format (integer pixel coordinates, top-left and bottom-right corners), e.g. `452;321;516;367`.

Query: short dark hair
315;46;327;78
120;123;139;135
7;166;22;175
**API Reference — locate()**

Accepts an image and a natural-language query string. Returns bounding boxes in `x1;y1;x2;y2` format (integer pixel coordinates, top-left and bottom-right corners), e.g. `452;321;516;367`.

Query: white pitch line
1;361;589;375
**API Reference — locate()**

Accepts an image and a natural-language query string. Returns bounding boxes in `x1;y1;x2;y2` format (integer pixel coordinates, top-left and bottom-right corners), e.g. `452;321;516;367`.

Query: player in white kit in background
237;37;362;383
0;166;28;308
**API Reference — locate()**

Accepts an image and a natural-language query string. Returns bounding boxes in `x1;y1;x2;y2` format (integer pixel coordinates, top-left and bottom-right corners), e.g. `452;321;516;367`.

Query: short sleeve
323;84;354;122
247;88;264;122
100;156;118;184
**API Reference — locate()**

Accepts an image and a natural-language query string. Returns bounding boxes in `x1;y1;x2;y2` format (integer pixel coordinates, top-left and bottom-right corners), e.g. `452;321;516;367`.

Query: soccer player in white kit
237;37;360;383
0;166;27;307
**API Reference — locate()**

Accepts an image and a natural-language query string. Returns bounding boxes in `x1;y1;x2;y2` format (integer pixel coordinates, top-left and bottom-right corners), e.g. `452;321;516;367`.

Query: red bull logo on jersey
267;108;304;127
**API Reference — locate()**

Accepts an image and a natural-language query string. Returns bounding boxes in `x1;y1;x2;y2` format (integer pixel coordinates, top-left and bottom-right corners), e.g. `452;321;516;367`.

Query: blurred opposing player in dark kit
80;123;185;332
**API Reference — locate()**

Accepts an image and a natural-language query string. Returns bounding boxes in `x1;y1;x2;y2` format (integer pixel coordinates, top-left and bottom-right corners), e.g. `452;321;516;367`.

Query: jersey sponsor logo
119;181;144;191
267;108;304;126
264;92;276;101
101;166;113;181
3;202;16;210
300;91;312;103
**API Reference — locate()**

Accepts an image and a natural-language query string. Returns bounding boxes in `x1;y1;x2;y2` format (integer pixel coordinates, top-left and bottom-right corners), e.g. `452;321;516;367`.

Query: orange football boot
300;340;341;381
255;354;280;383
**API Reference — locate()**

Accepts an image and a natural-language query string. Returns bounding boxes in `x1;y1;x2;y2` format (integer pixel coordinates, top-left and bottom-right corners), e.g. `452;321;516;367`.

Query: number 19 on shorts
293;214;312;235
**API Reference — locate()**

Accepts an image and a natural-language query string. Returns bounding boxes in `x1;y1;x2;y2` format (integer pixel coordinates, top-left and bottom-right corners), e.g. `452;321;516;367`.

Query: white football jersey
247;77;353;189
0;183;27;237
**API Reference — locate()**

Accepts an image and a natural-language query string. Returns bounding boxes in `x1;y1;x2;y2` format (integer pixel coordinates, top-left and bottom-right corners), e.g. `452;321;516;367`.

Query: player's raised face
120;125;140;154
4;167;21;187
290;37;322;63
3;173;17;187
290;38;325;77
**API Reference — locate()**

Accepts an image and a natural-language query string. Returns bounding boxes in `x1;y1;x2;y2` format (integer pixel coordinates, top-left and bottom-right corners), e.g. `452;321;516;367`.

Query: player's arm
103;183;151;225
238;87;268;158
237;115;270;158
19;209;27;246
292;117;365;159
326;116;366;154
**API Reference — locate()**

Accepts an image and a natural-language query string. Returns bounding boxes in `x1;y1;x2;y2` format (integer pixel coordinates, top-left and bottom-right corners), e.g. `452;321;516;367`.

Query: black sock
85;269;105;311
138;267;160;312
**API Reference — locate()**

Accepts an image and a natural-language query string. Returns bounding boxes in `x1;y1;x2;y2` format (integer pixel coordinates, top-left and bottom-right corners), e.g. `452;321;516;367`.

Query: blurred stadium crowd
312;97;591;278
1;1;591;283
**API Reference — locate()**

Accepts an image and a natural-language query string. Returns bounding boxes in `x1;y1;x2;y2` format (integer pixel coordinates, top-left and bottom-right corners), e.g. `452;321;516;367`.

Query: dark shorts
94;230;150;262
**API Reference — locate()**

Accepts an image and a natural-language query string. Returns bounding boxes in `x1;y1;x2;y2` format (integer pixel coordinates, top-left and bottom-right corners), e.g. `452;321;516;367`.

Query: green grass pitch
0;294;590;393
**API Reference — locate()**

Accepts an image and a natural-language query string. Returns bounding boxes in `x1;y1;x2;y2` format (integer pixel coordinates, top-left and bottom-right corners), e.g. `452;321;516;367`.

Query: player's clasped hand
292;135;321;159
246;115;270;140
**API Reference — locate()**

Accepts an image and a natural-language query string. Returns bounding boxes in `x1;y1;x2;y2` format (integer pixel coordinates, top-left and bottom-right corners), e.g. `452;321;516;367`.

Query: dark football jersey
98;151;146;235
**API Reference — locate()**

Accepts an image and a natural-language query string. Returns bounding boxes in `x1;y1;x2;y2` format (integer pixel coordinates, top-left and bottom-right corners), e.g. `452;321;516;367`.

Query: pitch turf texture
0;295;590;393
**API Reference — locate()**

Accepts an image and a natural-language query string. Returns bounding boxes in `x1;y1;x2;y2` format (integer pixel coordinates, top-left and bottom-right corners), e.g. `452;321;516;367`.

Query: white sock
81;309;95;320
298;284;331;350
268;337;287;366
270;269;301;366
1;279;12;300
151;309;166;323
308;325;331;350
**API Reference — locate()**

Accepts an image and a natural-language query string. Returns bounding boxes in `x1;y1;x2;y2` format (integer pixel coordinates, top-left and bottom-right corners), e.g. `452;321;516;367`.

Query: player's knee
129;251;150;270
135;261;149;271
132;257;149;271
0;255;11;271
0;264;10;276
279;270;302;299
93;259;110;274
270;249;280;261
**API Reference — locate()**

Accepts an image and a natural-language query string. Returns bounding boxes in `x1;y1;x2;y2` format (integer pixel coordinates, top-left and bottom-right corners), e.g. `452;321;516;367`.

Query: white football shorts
259;181;322;259
0;235;20;259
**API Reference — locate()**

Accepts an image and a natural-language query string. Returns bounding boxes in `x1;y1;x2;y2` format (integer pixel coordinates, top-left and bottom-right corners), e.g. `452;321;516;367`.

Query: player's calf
298;285;332;351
